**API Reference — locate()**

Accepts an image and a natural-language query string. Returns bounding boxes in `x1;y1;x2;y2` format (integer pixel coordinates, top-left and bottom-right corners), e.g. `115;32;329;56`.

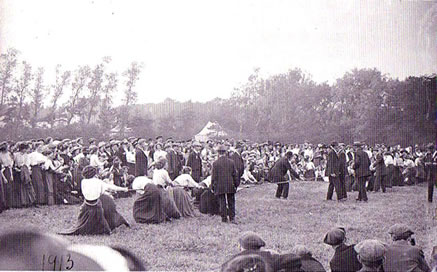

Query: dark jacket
374;153;387;177
186;151;202;182
229;151;244;180
211;155;238;195
135;148;148;177
325;148;340;177
338;151;347;177
383;240;430;272
330;244;362;272
353;149;371;178
270;157;299;182
299;254;326;272
166;149;182;180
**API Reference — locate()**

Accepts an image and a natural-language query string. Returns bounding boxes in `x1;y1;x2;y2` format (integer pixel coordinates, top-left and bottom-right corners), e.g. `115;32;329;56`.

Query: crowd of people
0;136;435;213
0;223;435;271
0;135;436;271
222;223;433;272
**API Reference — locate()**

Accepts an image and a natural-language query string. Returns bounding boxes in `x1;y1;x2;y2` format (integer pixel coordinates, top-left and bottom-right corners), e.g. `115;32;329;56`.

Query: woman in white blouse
152;158;181;219
59;165;129;235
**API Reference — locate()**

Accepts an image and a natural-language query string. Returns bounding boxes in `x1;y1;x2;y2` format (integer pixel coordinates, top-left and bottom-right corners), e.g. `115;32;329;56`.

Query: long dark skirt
133;183;166;224
11;169;23;208
44;170;56;205
58;200;111;235
99;194;129;230
3;167;14;208
304;169;315;180
199;189;220;215
158;187;181;219
19;166;36;206
0;174;6;211
169;187;198;217
32;166;47;205
386;165;394;188
392;166;404;186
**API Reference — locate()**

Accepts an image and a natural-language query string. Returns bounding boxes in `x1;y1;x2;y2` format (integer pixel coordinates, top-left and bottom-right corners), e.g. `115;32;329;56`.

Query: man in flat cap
326;141;346;201
222;231;303;272
425;143;437;202
211;144;238;223
324;227;362;272
354;239;385;272
135;139;148;177
383;224;430;272
353;141;371;202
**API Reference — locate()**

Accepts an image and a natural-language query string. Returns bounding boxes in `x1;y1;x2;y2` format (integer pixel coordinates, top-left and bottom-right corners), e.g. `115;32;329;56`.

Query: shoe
355;198;362;202
222;218;228;223
229;219;238;225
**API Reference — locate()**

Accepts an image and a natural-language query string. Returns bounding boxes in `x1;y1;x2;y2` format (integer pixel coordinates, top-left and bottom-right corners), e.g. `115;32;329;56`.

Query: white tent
194;121;228;142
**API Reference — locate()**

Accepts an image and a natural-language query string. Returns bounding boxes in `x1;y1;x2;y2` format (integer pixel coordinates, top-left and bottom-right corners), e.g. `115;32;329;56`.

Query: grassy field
0;181;435;271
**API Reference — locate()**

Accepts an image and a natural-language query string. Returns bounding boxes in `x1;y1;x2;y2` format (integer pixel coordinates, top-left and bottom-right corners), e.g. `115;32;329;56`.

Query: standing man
338;144;348;200
186;141;203;183
425;143;437;202
326;141;346;201
271;151;299;199
211;144;238;224
166;143;182;180
135;139;148;177
229;145;244;189
353;142;371;202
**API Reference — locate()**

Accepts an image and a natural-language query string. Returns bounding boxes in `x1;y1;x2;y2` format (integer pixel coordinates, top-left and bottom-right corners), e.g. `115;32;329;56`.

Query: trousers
217;193;235;221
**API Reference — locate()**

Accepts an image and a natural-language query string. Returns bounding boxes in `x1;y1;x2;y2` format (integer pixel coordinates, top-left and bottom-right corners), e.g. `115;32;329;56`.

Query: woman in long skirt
0;143;15;209
29;147;48;205
133;183;166;224
59;166;129;235
152;158;181;220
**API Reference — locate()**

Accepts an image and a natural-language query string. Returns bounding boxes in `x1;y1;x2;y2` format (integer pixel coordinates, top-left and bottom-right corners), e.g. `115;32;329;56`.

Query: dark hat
354;239;386;262
0;142;8;151
156;136;163;140
221;254;270;272
323;227;346;246
82;166;98;179
353;141;363;147
330;141;338;147
216;144;227;152
427;143;435;150
238;231;266;250
388;224;414;239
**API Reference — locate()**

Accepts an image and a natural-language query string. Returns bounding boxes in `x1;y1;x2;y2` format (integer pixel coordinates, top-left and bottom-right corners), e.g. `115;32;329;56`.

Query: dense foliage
0;48;435;145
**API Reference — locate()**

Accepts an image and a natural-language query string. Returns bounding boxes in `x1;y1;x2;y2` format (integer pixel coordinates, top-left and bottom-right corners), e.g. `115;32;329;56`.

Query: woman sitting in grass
59;165;129;235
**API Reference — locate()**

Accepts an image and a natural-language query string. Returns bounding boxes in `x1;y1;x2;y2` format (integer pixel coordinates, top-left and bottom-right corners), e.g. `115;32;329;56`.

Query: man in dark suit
353;142;371;202
425;143;437;202
326;142;346;201
270;151;299;199
228;146;244;187
186;141;203;183
337;144;348;200
211;144;238;223
134;139;148;177
165;144;182;180
323;227;362;272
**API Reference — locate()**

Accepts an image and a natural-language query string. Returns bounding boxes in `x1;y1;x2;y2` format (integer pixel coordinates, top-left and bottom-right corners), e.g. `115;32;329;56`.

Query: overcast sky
0;0;436;105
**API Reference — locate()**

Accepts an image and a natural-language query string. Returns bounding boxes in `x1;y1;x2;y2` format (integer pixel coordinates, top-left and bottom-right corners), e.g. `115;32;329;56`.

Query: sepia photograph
0;0;436;271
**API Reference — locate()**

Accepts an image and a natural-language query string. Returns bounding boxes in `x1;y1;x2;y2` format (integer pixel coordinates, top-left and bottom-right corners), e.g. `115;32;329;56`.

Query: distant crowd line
0;136;435;212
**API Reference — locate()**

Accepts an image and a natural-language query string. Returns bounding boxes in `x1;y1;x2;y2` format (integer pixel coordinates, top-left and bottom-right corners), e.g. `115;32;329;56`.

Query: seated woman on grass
59;165;129;235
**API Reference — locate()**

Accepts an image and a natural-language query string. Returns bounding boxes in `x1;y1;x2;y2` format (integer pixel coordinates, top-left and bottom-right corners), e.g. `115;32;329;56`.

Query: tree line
0;48;435;146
